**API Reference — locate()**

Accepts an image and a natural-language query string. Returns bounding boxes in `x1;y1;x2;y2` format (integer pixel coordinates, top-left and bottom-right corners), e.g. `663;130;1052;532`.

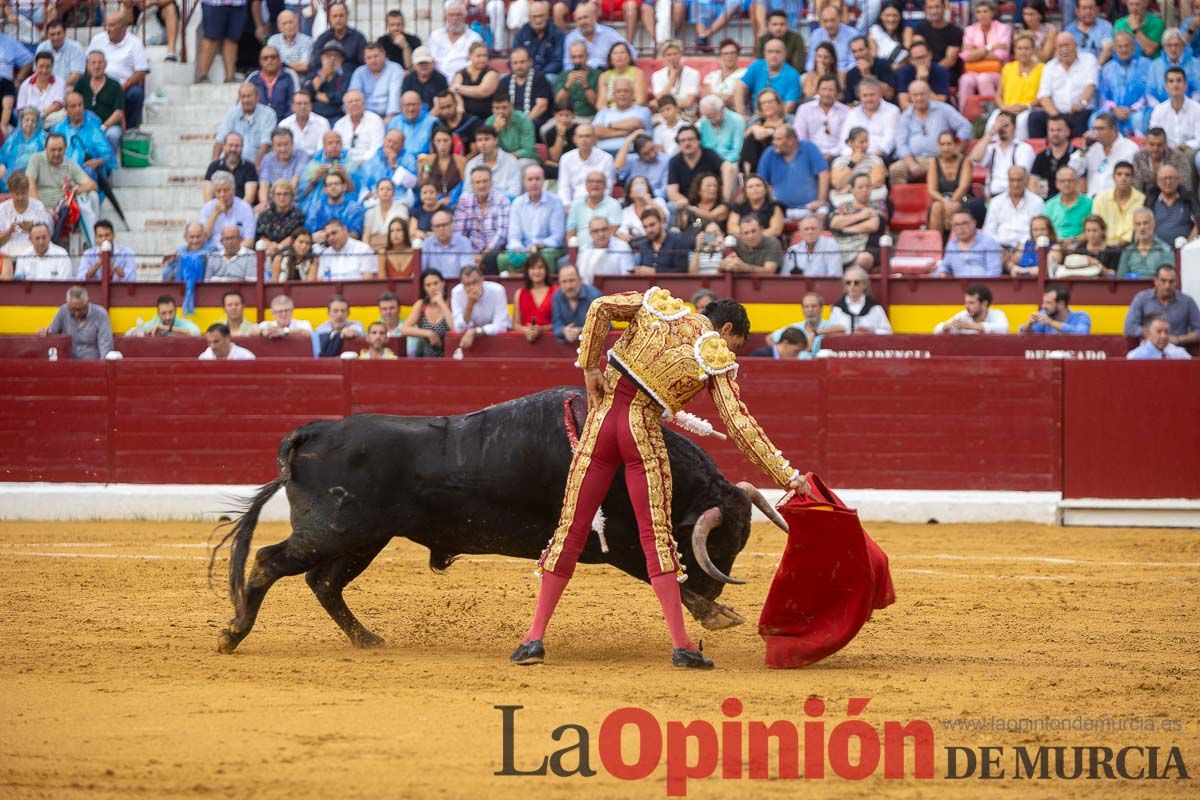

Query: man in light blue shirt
387;91;436;165
767;292;837;357
216;84;279;164
1127;314;1192;359
807;5;858;72
1019;284;1093;334
36;20;85;84
350;44;403;120
615;133;669;199
422;209;476;279
561;3;629;72
891;81;972;184
257;128;309;208
697;94;745;167
1066;0;1114;64
736;38;801;113
76;219;136;282
591;78;652;155
0;30;32;81
551;263;602;344
498;165;566;274
937;208;1003;277
1147;29;1200;102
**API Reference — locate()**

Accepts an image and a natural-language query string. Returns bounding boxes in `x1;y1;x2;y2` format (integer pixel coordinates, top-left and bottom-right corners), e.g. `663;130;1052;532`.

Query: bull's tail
208;429;304;614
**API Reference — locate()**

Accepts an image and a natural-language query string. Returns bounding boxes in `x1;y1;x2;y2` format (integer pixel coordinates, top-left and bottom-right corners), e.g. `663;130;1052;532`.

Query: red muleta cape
758;473;896;668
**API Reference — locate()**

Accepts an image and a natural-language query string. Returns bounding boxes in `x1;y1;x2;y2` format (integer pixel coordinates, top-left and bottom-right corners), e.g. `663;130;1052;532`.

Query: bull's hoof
700;604;746;630
217;630;240;654
350;629;385;648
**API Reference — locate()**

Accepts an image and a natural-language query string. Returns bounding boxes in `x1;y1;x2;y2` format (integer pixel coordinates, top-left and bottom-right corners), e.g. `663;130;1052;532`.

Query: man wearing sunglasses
1065;0;1114;65
827;267;893;334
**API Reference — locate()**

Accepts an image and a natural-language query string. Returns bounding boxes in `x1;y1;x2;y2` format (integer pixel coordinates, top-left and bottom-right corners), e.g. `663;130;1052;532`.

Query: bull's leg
681;587;747;631
218;538;319;653
304;540;389;647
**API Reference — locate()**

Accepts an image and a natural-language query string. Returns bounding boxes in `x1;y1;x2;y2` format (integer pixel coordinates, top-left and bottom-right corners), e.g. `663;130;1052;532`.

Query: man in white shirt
332;90;384;167
199;323;257;360
782;216;842;276
466;124;523;199
86;10;149;129
1029;33;1099;138
576;215;633;284
14;222;71;280
318;219;377;280
1078;112;1140;197
428;1;483;80
934;285;1010;334
650;40;700;114
1148;66;1200;150
280;90;331;158
984;166;1046;264
449;264;510;357
258;294;314;338
556;123;614;208
36;20;86;86
969;112;1036;202
837;79;899;158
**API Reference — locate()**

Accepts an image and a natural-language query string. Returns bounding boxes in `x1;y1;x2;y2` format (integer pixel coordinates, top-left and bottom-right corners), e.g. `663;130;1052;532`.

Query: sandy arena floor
0;519;1197;799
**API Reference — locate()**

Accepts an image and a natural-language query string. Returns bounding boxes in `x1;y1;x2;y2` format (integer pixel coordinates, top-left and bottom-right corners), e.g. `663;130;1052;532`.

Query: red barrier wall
1062;362;1200;500
2;359;1196;496
819;334;1132;359
0;333;1138;362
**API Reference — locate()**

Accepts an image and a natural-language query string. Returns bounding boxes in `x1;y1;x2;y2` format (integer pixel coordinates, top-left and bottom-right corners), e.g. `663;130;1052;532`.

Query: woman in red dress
511;255;557;344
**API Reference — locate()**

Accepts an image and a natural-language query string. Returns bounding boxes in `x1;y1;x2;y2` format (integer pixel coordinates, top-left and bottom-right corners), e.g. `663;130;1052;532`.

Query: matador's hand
584;368;610;410
780;473;809;506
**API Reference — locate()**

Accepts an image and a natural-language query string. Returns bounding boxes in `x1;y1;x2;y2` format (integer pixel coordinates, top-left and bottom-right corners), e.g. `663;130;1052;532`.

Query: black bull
211;387;788;653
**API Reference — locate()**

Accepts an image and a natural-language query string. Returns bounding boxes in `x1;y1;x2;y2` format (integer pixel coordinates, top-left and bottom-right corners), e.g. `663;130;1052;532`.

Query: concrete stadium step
108;184;204;211
161;79;246;107
119;209;194;233
150;103;240;127
152;139;219;165
116;230;194;259
110;166;205;189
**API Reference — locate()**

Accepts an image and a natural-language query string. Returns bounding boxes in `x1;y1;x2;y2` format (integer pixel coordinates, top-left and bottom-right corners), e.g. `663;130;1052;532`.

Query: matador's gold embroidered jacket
575;286;799;489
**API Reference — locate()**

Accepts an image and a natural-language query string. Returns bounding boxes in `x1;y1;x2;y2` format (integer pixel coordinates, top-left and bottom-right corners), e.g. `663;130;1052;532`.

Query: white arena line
0;551;1194;584
0;551;205;560
744;551;1200;568
893;568;1070;582
2;545;1199;570
913;553;1200;568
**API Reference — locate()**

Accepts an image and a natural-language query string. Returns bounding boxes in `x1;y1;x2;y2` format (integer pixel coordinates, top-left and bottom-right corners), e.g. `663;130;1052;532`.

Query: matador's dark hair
703;299;751;339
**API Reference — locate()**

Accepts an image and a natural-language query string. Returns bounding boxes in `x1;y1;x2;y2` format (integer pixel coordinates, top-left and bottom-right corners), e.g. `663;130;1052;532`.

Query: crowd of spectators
0;9;150;272
8;1;1200;284
14;1;1200;361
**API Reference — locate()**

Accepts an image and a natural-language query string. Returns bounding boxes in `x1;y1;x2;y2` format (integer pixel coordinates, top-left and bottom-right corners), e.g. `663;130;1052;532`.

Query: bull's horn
691;507;746;585
737;481;789;533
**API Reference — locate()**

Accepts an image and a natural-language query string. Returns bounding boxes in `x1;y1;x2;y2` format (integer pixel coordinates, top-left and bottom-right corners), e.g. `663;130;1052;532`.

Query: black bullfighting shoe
672;643;715;669
510;639;545;665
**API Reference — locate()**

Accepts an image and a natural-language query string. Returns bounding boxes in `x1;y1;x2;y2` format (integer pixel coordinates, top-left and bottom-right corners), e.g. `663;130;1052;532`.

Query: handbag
964;59;1003;73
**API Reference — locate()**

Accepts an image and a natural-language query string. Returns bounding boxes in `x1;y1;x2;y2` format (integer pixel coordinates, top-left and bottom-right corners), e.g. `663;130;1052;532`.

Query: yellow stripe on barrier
0;303;1133;336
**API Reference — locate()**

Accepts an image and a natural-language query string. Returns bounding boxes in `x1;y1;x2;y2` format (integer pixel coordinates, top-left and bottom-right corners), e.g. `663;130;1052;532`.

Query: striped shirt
452;189;510;254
